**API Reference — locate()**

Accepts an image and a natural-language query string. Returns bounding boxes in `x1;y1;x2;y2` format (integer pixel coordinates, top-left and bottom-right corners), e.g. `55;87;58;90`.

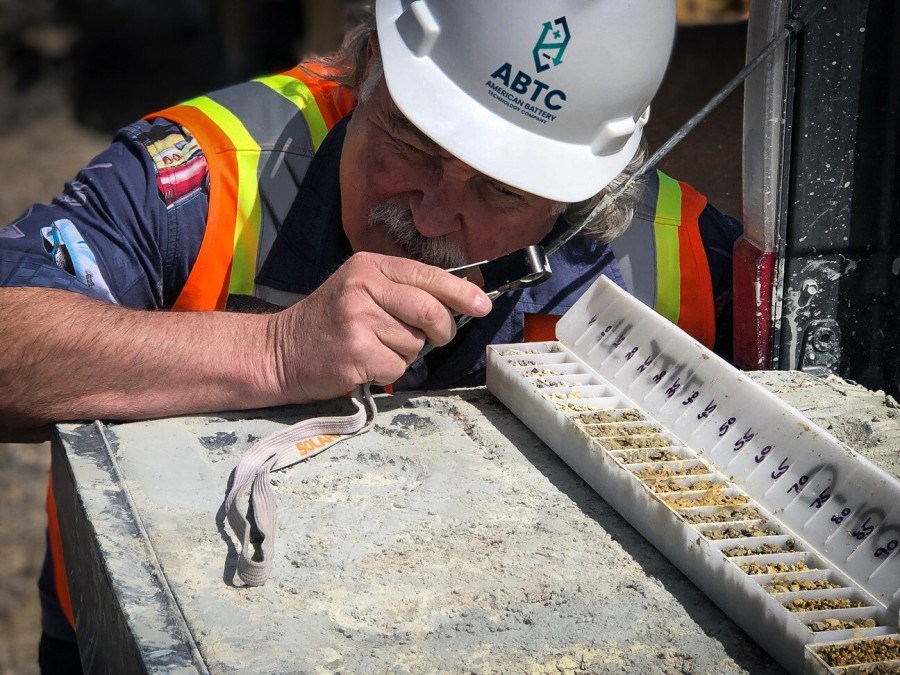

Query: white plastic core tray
486;276;900;675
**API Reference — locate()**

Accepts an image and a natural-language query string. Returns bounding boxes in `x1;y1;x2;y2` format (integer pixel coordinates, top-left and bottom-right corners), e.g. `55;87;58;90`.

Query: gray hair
299;7;377;92
560;140;648;244
304;6;646;245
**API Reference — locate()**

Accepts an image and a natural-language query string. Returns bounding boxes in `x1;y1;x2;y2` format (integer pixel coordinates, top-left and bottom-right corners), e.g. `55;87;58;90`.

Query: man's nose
408;158;467;237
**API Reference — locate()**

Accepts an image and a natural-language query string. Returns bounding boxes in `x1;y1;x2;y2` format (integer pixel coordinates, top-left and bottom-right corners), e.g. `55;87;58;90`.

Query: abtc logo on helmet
533;16;570;73
483;16;569;125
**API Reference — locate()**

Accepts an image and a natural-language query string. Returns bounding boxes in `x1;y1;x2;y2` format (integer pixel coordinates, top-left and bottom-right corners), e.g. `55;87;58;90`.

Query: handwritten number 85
852;518;875;541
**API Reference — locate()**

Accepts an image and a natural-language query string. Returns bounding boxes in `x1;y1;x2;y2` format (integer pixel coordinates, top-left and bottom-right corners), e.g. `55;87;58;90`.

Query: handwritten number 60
754;445;772;463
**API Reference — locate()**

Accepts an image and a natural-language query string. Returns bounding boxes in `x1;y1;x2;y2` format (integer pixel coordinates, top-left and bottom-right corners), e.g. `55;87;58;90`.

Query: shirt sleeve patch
39;218;117;303
137;121;210;209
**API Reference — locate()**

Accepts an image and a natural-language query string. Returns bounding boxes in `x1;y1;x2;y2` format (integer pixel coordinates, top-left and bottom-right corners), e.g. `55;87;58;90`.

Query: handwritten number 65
771;459;789;480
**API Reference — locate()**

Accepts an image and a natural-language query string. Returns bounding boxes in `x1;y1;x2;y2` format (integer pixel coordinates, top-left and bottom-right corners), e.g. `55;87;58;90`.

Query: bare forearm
0;254;493;427
0;287;281;427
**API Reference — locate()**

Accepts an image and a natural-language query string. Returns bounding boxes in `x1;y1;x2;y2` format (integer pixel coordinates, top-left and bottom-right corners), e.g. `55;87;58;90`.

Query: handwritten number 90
875;540;898;558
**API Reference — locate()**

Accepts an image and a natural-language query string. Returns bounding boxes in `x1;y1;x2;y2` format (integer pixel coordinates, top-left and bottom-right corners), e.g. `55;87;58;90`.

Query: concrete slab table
51;374;899;674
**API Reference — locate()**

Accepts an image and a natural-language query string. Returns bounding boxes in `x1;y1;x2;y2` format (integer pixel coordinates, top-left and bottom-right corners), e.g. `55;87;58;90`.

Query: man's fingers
367;341;414;386
372;283;459;348
375;319;430;364
371;253;492;319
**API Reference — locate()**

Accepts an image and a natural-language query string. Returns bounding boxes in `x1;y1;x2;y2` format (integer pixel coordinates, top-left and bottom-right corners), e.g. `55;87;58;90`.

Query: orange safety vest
48;64;356;630
165;64;356;311
524;170;716;348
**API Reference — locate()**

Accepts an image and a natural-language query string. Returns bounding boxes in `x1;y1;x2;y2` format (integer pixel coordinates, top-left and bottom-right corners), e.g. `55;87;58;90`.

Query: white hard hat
375;0;676;203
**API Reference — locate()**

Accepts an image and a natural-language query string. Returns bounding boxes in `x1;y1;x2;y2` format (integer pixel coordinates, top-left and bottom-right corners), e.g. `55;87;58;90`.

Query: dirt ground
0;4;746;673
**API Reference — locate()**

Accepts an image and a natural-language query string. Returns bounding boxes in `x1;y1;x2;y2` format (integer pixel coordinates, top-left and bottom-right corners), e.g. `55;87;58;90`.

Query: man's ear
367;33;380;60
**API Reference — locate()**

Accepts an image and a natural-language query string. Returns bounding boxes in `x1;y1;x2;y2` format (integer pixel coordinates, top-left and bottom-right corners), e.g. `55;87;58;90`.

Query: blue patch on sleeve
39;219;117;303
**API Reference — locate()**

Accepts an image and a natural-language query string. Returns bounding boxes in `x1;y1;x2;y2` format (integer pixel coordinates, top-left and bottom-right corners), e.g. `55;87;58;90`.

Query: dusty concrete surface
57;391;780;674
53;373;900;674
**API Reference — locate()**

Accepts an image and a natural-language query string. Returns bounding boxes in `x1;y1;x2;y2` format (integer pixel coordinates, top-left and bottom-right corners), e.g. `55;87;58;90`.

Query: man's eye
392;138;413;153
393;136;426;156
488;181;518;197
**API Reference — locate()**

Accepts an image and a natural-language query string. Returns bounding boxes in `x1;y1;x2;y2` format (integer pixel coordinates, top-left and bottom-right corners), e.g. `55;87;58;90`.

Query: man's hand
271;252;492;402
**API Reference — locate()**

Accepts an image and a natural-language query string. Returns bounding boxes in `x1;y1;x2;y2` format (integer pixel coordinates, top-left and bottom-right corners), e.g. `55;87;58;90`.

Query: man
0;1;740;670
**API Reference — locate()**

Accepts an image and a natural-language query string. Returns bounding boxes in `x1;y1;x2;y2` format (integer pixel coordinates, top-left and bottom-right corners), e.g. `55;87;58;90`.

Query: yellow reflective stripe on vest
185;96;262;296
654;171;683;325
257;74;330;150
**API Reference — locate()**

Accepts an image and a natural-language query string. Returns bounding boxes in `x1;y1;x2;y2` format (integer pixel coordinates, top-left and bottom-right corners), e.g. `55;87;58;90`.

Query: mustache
368;201;467;269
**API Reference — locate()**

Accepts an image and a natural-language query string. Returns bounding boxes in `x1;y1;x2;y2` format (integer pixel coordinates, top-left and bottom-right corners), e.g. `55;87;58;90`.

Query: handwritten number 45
697;401;717;420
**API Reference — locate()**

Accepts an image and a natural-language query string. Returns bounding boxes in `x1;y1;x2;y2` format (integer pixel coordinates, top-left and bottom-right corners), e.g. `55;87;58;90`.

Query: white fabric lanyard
225;385;377;586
